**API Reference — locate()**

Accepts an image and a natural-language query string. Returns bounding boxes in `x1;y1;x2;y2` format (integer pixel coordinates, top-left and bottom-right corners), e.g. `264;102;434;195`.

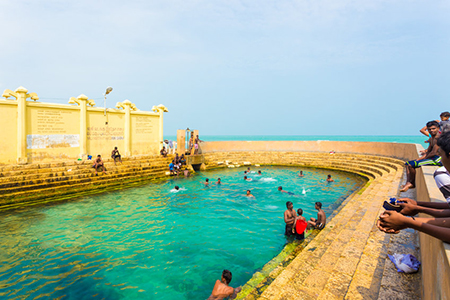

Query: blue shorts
406;155;442;168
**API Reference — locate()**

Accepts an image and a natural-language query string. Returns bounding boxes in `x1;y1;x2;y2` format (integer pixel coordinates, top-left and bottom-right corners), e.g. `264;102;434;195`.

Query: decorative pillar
116;100;138;156
152;104;169;145
69;94;95;158
2;86;39;164
177;130;186;155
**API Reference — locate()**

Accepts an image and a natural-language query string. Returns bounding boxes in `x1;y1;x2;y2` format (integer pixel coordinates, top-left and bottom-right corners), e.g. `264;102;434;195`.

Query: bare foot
400;182;413;192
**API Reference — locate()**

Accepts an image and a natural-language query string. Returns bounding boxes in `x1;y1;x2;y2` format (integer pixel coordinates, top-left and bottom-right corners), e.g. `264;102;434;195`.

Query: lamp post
104;87;113;124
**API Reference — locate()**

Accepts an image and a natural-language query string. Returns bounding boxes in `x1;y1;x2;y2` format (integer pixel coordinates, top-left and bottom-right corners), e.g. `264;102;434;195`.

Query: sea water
0;166;364;299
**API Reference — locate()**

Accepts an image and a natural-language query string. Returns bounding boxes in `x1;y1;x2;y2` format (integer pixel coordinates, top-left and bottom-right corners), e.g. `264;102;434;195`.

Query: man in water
246;190;255;198
298;171;304;177
244;176;252;182
326;175;334;182
205;178;210;186
207;270;241;300
401;120;442;192
284;201;297;236
258;170;262;175
278;186;294;195
216;178;222;184
307;202;326;230
174;186;179;191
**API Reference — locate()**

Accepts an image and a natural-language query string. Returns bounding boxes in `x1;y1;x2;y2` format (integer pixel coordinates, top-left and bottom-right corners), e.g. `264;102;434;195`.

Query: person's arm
229;287;241;300
419;125;429;137
378;211;450;243
399;203;450;218
424;143;440;159
284;211;296;224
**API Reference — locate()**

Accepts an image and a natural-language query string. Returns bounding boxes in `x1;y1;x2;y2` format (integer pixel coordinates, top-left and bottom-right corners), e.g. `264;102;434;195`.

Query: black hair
206;178;209;182
247;190;251;193
97;154;101;157
440;111;450;118
222;269;232;284
315;202;322;209
437;131;450;158
244;176;247;179
218;178;221;180
297;208;303;215
175;186;179;190
427;120;440;128
286;201;293;208
114;147;117;149
327;174;331;178
278;186;282;190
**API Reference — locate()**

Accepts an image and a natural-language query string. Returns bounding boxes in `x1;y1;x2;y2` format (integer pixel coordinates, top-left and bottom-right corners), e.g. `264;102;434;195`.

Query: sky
0;0;449;136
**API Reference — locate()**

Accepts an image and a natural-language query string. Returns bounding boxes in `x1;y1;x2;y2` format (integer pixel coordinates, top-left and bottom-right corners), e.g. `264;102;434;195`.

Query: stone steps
239;155;404;300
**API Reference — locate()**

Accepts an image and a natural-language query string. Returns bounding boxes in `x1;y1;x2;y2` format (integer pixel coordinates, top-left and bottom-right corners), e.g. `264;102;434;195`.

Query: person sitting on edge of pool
246;190;255;198
298;171;304;177
307;202;326;230
326;174;334;182
244;176;252;182
278;186;294;195
284;201;297;236
216;178;221;184
207;269;241;300
205;178;210;186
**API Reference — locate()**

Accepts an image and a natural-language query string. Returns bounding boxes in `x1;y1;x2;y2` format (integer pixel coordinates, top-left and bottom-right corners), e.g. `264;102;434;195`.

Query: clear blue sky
1;0;449;136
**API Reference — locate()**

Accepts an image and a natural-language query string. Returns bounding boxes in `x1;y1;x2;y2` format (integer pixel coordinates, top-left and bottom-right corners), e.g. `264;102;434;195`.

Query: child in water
292;208;307;240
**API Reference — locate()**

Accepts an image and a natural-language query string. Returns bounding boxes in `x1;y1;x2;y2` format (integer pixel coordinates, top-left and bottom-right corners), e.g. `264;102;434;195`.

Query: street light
104;87;113;125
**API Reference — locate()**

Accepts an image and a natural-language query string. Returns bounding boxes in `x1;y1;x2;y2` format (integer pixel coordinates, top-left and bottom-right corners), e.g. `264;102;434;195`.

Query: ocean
163;135;428;147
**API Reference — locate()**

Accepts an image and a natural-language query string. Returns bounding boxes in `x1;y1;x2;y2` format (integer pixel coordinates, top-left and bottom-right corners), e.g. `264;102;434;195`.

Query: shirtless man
207;270;241;300
194;135;204;155
216;178;222;184
326;175;334;182
92;155;106;175
244;176;252;182
401;121;442;192
284;201;297;236
298;171;304;177
246;190;255;198
111;147;122;165
205;178;210;186
307;202;326;230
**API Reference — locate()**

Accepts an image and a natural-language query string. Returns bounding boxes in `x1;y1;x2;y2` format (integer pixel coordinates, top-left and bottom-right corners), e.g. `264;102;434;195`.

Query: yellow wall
0;98;163;164
0;101;18;164
87;109;125;159
131;113;160;155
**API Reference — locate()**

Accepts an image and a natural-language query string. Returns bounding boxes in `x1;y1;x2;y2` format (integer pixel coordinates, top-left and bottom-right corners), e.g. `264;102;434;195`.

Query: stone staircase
0;155;174;209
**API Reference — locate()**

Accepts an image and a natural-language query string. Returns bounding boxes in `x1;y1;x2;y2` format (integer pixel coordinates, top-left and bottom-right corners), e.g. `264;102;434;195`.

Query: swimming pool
0;166;365;299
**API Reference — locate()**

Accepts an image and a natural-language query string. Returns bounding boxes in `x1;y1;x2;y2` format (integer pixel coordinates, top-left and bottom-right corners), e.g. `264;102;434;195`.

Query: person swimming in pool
257;170;262;175
298;171;304;177
216;178;221;184
326;175;334;182
278;186;294;195
246;190;255;198
207;269;241;300
205;178;210;186
175;186;179;191
307;202;326;230
244;176;252;182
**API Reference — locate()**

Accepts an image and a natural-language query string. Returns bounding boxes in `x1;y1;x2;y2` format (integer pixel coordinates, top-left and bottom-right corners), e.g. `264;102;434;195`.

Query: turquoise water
164;135;427;146
0;166;364;300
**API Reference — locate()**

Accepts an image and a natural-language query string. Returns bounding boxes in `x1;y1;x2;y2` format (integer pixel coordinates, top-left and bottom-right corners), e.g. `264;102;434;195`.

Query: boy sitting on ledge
400;120;442;192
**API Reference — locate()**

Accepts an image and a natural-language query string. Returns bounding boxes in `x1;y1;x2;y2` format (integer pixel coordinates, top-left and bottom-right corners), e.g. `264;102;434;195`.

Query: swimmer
298;171;304;177
244;176;252;182
257;170;262;175
205;178;210;186
326;175;334;182
307;202;326;230
247;167;251;172
278;186;294;195
175;186;180;191
246;190;255;198
217;178;222;184
207;270;241;300
244;171;248;175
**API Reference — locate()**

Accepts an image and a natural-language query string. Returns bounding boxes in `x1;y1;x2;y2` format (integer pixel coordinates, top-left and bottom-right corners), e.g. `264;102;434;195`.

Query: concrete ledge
417;163;450;300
